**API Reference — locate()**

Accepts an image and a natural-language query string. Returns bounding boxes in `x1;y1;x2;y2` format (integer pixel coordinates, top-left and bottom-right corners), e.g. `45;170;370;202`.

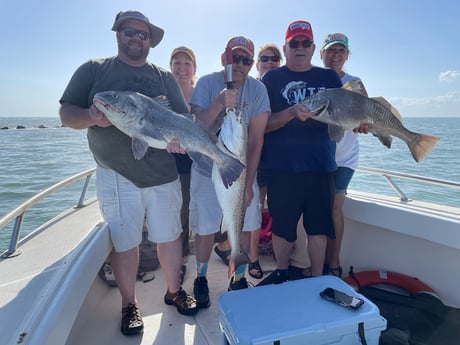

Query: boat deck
66;247;278;345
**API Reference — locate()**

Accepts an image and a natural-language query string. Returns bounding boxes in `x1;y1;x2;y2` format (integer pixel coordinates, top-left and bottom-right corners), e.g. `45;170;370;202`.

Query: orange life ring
343;270;439;298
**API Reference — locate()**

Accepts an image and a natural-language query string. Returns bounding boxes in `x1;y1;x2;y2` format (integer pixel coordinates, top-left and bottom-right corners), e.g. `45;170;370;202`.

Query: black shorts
266;170;335;242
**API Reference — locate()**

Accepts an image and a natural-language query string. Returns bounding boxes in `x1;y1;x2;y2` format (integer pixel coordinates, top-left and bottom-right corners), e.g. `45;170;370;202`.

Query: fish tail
408;134;440;162
227;251;249;278
218;155;245;188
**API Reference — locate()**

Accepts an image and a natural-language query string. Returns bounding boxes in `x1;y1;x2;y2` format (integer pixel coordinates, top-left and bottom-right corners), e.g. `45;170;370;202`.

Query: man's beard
118;40;149;61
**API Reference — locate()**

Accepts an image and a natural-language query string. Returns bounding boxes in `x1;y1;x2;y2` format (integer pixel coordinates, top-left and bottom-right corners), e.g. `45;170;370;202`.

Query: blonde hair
257;43;282;62
170;46;197;86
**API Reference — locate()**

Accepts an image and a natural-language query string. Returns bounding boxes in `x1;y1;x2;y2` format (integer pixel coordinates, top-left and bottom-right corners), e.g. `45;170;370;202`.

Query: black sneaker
164;288;199;315
121;303;144;336
228;277;249;291
193;276;211;308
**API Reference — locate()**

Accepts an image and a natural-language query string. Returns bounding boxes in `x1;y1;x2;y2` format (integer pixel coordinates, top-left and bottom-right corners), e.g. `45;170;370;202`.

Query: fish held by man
302;81;440;162
211;110;249;277
93;91;244;188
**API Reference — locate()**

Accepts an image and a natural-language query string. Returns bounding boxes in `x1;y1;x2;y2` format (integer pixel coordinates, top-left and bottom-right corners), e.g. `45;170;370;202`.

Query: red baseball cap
285;20;313;42
226;36;255;56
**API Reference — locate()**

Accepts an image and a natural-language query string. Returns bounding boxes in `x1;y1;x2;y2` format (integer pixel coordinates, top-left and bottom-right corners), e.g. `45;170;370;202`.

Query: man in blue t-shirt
259;20;342;283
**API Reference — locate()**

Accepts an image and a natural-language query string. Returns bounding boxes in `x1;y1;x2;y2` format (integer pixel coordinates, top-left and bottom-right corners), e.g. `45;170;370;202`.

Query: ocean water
1;116;459;252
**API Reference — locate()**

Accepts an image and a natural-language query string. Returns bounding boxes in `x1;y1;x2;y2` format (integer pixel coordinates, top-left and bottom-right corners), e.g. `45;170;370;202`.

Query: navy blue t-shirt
260;66;342;173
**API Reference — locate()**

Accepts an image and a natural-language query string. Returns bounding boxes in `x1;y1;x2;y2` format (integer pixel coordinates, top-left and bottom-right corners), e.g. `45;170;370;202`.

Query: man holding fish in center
189;36;269;308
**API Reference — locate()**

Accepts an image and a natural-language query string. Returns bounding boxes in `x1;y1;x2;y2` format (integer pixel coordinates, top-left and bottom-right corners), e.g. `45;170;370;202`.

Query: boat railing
0;167;96;259
355;166;460;202
1;166;459;259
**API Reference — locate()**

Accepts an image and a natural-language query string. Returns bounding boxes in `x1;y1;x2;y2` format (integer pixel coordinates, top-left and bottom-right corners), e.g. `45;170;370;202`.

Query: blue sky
1;0;458;117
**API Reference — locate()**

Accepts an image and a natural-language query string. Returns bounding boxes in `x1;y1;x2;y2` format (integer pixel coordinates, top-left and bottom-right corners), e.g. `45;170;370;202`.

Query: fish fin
131;137;150;160
152;95;172;109
342;80;364;94
328;124;345;142
407;134;440;162
217;154;245;189
375;134;393;148
371;97;403;122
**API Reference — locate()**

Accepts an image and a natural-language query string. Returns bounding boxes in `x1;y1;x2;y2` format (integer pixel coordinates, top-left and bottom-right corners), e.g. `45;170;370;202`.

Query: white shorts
189;166;261;236
96;166;182;252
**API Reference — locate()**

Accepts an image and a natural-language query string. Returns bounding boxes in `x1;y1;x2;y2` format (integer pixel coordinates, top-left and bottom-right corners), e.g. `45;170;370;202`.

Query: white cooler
218;275;386;345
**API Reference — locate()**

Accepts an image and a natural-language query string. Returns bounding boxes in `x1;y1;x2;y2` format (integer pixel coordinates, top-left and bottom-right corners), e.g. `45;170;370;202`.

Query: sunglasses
232;54;253;66
288;40;313;49
259;55;281;63
120;27;150;41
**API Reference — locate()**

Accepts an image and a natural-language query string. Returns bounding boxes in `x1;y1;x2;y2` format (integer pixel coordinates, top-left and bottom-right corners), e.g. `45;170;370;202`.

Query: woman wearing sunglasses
256;43;282;80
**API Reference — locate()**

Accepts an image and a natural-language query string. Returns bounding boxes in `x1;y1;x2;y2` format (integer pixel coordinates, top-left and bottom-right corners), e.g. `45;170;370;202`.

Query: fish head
93;91;147;130
302;92;330;118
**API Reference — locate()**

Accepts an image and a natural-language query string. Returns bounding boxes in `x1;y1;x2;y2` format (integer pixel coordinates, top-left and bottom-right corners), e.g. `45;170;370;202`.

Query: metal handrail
355;166;460;202
0;167;96;258
1;166;459;258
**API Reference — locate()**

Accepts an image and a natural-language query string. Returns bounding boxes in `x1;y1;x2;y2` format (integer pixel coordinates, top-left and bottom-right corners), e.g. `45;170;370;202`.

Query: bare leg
239;231;251;255
195;233;216;263
327;193;346;268
157;236;182;293
249;228;261;262
272;233;294;270
307;234;327;276
110;247;139;308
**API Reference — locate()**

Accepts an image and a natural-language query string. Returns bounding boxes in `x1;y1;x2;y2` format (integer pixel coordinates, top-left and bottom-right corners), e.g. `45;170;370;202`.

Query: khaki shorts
189;166;261;236
96;166;182;252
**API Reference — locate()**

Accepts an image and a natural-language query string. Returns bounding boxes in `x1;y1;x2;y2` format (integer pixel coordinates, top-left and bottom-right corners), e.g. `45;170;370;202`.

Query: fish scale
212;110;249;276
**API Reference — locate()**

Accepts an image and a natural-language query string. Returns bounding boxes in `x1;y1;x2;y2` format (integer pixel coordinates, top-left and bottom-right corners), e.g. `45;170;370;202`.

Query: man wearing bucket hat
59;10;198;336
258;20;343;285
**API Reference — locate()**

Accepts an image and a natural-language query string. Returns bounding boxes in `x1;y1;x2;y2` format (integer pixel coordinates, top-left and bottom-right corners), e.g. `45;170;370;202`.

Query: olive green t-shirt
60;57;189;187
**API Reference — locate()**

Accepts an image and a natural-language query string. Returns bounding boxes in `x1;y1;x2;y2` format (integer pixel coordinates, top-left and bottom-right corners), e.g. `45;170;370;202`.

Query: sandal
121;302;144;335
302;266;313;278
164;288;198;316
328;266;343;278
214;246;230;266
248;260;264;279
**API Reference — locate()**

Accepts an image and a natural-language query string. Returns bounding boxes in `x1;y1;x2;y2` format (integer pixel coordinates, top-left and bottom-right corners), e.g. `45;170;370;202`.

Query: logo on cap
285;20;313;42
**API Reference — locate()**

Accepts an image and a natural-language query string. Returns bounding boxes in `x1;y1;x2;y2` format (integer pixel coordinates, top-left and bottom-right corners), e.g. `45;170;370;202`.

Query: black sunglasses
288;40;313;49
232;54;253;66
120;27;150;41
259;55;281;63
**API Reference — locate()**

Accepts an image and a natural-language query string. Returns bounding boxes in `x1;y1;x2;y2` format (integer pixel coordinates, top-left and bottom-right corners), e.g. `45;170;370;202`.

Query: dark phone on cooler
320;287;364;309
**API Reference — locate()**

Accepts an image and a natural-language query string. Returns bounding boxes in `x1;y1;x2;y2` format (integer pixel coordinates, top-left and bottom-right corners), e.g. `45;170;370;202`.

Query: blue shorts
335;167;355;194
266;170;335;242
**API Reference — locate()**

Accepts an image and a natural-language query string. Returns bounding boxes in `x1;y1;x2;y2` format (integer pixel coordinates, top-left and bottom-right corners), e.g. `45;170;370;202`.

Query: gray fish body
302;88;440;162
211;110;248;275
93;91;244;187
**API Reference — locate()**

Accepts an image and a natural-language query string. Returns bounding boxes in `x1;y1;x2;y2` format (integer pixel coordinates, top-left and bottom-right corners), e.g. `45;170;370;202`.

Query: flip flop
248;260;264;279
214;246;230;266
